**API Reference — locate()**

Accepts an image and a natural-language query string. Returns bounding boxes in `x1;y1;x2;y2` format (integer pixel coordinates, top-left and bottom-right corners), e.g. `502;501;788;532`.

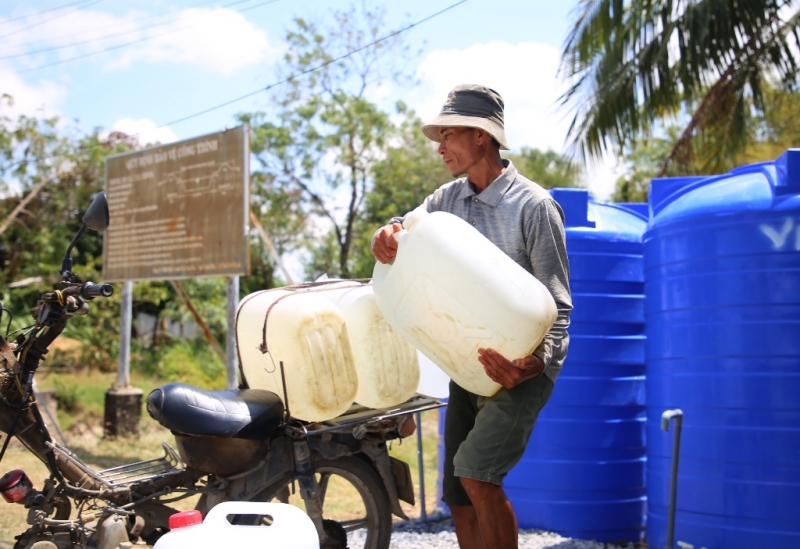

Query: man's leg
449;375;554;549
450;505;485;549
443;381;482;548
459;477;518;549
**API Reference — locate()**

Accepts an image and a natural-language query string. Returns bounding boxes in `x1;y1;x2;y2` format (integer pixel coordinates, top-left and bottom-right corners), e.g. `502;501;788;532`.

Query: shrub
52;379;81;413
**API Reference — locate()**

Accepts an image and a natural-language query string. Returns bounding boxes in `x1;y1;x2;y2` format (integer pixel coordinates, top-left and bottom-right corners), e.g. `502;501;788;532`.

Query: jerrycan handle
390;204;426;254
402;205;427;232
390;229;408;250
205;501;310;530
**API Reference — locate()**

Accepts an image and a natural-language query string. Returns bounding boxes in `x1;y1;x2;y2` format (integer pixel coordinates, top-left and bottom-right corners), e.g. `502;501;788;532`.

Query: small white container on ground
153;501;319;549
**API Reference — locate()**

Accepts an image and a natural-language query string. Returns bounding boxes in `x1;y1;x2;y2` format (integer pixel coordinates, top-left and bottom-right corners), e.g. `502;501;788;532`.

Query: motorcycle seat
146;383;284;440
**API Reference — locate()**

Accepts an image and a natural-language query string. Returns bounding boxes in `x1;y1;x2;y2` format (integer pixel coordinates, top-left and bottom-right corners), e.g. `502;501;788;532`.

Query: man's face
437;127;481;176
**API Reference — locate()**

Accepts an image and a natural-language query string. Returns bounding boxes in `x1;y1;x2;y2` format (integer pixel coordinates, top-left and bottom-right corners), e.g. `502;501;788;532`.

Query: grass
0;369;446;547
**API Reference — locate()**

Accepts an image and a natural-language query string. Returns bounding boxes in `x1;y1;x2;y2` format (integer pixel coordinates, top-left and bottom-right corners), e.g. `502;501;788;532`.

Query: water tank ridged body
644;150;800;549
504;189;647;542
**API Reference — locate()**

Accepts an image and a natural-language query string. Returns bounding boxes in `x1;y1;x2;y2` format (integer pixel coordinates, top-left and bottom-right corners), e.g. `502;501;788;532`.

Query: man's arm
527;198;572;378
478;198;571;389
371;188;445;263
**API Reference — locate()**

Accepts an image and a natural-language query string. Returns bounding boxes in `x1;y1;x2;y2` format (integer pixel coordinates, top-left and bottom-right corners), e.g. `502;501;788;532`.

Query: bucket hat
421;84;509;150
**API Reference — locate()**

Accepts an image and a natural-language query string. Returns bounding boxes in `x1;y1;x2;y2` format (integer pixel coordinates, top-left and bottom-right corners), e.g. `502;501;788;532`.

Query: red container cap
0;470;33;503
169;510;203;530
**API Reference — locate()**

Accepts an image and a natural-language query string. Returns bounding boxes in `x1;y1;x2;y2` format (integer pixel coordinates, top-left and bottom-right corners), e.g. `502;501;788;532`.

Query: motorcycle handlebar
80;282;114;299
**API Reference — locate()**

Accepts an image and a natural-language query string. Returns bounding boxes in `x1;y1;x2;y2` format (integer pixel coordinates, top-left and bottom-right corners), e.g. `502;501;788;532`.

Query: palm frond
559;0;800;171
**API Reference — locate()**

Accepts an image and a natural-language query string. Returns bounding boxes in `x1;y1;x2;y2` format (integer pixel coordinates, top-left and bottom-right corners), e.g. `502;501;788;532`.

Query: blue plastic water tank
644;150;800;549
503;188;648;543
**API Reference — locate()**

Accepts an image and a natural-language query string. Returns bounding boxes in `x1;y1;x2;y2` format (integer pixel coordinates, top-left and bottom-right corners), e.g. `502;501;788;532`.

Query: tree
0;98;140;369
348;102;451;277
503;148;582;189
610;85;800;203
560;0;800;176
242;4;412;280
611;133;675;203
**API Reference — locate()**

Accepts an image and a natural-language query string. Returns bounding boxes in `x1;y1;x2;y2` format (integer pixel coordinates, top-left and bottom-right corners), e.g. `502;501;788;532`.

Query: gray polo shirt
389;160;572;383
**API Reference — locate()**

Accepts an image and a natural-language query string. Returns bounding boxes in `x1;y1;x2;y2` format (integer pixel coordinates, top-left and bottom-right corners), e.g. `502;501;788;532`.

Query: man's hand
478;348;545;390
372;223;403;264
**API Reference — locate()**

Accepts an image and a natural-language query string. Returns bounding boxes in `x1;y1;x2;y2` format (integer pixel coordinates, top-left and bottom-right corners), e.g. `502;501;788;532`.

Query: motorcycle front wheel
251;455;392;549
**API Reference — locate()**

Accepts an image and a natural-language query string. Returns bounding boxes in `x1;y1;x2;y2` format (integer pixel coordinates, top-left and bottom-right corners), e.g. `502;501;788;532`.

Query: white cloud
110;117;178;146
3;7;280;76
411;41;619;200
111;8;280;76
0;64;66;119
414;41;569;152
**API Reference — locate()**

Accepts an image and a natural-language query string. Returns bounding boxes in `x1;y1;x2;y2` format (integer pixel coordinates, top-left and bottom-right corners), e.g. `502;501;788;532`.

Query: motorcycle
0;191;444;549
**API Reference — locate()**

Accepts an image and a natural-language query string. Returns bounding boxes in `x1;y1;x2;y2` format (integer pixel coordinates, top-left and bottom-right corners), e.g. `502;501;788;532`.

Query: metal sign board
103;126;249;282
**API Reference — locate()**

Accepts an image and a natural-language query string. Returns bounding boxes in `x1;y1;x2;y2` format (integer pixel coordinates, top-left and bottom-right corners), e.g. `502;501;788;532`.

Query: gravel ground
348;519;638;549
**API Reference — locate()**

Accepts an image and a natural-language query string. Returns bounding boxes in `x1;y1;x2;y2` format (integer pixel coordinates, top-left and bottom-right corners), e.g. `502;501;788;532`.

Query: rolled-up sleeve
526;199;572;379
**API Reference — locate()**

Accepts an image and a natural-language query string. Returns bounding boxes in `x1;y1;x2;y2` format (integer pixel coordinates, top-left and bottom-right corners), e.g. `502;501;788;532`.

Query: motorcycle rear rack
47;441;186;488
287;394;446;436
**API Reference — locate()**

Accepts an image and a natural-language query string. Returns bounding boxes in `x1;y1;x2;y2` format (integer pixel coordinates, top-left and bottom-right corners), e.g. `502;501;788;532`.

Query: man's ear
474;128;490;146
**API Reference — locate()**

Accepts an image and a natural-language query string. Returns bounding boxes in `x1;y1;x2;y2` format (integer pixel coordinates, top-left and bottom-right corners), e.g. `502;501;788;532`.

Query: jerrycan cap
168;510;203;529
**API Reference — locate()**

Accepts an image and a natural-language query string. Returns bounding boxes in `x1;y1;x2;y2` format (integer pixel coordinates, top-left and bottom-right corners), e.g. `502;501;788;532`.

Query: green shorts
442;374;554;507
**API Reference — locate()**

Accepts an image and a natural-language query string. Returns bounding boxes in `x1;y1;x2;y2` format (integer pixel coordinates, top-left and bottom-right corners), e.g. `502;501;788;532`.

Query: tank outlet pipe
661;409;684;549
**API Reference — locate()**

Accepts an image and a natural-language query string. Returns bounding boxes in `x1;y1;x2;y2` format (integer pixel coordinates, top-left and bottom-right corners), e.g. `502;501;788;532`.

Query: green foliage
52;378;81;413
348;103;451;278
241;4;412;280
0;97;136;367
612;129;679;203
240;241;280;294
149;340;226;390
612;85;800;202
503;148;581;189
560;0;800;175
738;86;800;164
161;278;229;343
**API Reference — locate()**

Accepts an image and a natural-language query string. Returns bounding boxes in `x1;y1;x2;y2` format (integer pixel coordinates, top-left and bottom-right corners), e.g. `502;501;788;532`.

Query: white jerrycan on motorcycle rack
236;287;358;422
319;282;420;409
373;207;558;397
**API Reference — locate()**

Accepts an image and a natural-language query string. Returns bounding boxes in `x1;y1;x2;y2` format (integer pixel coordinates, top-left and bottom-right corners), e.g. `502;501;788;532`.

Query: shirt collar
457;160;518;207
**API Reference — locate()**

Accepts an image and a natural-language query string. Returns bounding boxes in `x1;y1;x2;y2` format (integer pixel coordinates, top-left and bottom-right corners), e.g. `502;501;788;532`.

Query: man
372;84;572;549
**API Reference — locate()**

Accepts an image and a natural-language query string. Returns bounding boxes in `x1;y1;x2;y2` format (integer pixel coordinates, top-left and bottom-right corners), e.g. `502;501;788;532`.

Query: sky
0;0;622;199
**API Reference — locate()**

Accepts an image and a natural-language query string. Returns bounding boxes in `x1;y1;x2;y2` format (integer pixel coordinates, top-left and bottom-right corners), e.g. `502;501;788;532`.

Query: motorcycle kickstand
292;439;336;548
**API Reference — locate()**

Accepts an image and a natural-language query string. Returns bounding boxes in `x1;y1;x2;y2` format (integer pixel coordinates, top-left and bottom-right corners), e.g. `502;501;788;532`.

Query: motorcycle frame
2;317;443;544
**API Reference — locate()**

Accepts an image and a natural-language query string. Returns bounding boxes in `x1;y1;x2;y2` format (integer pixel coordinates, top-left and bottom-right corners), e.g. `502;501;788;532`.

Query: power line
0;0;257;61
160;0;469;128
0;0;94;28
1;0;468;165
16;0;280;74
0;0;103;39
11;0;234;51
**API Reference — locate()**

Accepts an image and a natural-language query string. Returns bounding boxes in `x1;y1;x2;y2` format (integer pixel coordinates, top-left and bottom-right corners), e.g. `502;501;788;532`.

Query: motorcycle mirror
61;192;110;280
82;191;110;232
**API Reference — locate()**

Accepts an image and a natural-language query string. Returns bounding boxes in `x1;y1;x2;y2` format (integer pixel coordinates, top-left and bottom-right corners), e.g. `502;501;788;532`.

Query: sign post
103;127;250;435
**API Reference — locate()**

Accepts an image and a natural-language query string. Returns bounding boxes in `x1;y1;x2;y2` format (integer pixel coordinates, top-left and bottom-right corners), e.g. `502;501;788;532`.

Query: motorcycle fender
360;443;410;520
389;456;415;507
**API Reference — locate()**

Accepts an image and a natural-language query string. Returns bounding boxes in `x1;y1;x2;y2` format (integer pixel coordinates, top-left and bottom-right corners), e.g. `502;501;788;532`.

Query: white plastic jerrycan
320;283;420;409
236;288;358;422
153;502;319;549
373;207;558;397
